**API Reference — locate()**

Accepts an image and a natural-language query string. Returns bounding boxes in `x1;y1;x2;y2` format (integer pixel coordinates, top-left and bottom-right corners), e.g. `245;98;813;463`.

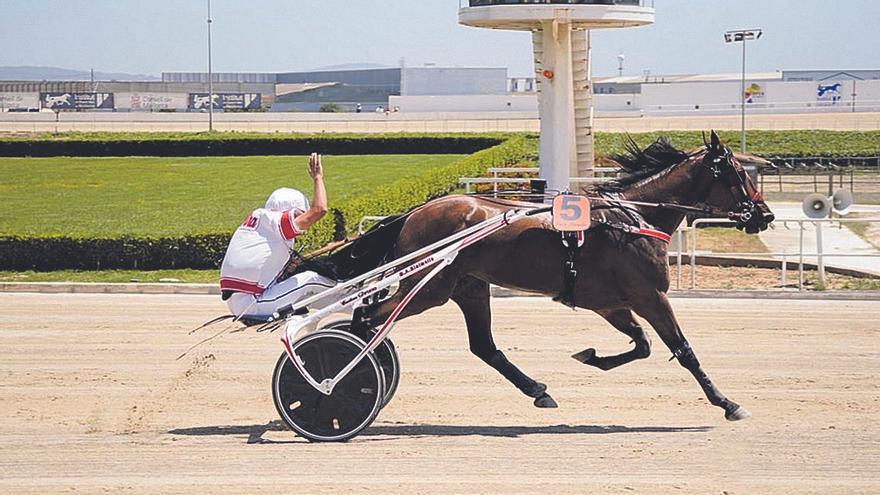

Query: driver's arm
293;153;328;231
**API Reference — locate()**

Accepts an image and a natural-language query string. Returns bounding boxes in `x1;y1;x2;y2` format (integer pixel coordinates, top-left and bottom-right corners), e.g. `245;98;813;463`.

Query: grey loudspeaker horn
802;193;831;219
831;189;854;215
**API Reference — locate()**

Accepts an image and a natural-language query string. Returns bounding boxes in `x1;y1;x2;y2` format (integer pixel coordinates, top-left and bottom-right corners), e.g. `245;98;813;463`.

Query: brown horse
329;132;773;421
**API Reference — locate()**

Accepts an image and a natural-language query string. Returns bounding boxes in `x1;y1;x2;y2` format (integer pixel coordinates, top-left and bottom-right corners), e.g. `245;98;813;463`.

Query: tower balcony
459;0;655;30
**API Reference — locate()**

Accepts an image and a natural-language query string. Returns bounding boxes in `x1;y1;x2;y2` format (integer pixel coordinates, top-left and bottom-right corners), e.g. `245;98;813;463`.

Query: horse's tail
320;214;409;280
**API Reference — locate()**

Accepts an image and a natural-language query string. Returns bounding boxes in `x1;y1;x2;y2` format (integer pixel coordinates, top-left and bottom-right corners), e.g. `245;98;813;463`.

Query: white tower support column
534;21;576;193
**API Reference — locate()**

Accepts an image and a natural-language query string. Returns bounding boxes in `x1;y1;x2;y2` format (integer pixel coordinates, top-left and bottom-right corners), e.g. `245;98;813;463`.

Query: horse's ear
710;130;722;151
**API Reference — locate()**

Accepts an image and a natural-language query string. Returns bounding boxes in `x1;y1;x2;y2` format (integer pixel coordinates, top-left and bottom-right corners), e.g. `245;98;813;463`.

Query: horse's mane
597;137;691;193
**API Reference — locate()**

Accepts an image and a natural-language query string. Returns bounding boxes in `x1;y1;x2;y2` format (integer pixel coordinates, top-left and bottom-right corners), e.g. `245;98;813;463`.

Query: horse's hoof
523;382;547;398
571;348;596;364
725;405;751;421
533;393;558;408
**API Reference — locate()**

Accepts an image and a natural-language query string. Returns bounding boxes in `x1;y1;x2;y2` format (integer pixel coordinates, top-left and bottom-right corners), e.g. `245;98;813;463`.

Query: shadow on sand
168;421;713;444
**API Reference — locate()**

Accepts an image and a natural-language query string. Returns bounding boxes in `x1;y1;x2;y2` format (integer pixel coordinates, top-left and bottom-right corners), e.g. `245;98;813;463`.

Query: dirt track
1;293;877;494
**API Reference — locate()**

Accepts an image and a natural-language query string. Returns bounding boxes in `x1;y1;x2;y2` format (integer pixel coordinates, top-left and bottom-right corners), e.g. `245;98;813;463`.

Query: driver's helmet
264;188;309;213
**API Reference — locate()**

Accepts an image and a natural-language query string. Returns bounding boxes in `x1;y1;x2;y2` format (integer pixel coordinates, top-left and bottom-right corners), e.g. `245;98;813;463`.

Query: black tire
272;330;384;442
321;319;400;408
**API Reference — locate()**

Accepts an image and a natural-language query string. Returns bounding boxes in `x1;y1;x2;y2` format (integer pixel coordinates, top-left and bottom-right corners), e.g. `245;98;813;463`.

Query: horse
326;131;774;421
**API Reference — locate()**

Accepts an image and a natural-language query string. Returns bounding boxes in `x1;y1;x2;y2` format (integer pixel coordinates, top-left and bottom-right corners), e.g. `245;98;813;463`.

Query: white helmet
264;188;309;213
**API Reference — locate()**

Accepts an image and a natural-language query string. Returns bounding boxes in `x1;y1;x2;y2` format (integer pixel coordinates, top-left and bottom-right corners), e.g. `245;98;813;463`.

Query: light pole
207;0;214;132
724;28;762;153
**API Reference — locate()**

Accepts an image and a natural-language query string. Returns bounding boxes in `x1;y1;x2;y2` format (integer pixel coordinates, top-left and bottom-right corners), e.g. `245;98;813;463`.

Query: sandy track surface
0;293;877;494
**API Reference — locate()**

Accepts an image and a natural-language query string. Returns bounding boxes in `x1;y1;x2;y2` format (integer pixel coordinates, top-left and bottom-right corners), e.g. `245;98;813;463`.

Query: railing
460;166;618;194
673;218;880;291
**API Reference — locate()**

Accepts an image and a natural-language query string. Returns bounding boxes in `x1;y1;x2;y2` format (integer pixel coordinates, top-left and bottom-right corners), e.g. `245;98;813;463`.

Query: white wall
639;80;880;115
390;94;537;112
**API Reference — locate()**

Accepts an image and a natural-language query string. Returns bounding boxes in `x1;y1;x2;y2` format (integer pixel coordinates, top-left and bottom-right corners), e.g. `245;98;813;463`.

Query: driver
219;153;335;321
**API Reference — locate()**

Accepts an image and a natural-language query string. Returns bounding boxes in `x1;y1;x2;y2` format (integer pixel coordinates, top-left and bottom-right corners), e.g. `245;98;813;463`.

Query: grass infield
0;154;465;237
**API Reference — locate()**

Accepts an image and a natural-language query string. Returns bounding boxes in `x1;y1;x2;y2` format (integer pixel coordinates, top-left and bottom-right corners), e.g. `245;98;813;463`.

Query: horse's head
699;131;774;233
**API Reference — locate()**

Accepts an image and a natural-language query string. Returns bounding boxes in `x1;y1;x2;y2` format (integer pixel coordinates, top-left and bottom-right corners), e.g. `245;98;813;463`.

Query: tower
459;0;655;192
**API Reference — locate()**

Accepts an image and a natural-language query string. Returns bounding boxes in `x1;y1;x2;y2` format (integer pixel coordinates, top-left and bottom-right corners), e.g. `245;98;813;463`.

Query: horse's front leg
634;290;750;421
572;308;652;371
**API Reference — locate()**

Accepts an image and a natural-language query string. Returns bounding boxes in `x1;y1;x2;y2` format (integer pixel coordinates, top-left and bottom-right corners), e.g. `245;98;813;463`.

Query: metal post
798;224;804;291
815;221;826;287
207;0;214;132
740;38;746;153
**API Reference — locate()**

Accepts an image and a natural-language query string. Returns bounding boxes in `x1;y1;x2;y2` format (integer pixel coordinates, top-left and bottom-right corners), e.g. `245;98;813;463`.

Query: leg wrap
487;350;542;396
671;341;700;371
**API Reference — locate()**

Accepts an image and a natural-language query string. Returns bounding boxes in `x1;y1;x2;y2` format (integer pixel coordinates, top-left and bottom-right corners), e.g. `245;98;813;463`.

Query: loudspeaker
831;190;854;215
803;193;831;219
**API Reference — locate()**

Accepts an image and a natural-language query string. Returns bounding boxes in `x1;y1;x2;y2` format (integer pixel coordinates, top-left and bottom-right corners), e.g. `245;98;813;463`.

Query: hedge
0;137;537;271
0;133;509;157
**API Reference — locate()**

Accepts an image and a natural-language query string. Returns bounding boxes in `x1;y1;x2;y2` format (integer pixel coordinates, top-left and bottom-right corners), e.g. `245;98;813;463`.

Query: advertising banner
40;92;114;110
0;93;40;110
188;93;261;110
816;82;844;106
122;92;189;111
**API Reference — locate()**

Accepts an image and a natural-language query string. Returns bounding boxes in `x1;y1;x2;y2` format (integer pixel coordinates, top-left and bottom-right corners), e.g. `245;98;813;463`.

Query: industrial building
0;66;878;115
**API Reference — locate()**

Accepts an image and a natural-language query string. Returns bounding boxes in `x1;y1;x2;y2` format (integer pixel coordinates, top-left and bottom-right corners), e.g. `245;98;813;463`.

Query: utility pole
207;0;214;132
724;29;762;153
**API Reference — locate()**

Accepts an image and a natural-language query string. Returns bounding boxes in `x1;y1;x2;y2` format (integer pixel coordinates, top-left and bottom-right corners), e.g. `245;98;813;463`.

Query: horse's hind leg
572;309;651;371
634;291;749;421
451;276;557;408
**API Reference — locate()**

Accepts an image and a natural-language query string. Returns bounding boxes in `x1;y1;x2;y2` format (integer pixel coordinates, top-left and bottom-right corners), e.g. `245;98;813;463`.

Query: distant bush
319;103;344;113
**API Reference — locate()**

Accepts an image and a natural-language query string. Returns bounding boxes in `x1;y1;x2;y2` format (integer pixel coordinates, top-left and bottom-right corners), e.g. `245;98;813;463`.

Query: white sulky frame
278;205;550;396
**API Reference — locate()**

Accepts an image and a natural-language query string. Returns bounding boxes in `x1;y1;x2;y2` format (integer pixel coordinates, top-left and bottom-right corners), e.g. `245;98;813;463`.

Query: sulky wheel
320;319;400;409
272;330;384;442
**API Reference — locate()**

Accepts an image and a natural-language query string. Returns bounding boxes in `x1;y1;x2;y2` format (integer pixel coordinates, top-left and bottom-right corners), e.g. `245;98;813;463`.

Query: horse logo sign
42;93;74;109
817;82;843;105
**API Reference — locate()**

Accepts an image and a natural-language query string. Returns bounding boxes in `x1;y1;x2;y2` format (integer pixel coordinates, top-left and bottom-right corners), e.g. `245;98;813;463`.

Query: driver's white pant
226;270;336;320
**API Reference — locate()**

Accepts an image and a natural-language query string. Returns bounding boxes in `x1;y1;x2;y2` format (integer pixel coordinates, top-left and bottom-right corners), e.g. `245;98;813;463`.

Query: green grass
0;269;218;283
0;154;465;237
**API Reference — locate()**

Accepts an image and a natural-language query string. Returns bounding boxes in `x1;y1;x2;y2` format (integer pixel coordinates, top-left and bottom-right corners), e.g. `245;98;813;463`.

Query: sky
0;0;878;78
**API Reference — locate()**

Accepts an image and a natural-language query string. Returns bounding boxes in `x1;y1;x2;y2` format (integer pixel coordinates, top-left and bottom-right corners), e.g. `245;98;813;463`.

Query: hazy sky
1;0;878;78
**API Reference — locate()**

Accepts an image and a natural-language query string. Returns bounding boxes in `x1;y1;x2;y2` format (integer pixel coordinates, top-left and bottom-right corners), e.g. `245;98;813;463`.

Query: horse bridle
701;145;767;231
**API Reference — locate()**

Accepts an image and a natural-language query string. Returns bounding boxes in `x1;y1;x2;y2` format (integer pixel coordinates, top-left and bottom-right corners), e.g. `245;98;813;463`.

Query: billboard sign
125;92;188;111
817;82;843;106
0;93;40;110
188;93;261;111
41;92;114;110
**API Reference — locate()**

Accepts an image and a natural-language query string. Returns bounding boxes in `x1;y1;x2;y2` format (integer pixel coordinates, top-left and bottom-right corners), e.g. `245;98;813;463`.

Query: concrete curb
2;282;879;301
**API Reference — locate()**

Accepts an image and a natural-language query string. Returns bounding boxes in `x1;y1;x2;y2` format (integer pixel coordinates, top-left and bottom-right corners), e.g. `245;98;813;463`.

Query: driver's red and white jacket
219;208;302;296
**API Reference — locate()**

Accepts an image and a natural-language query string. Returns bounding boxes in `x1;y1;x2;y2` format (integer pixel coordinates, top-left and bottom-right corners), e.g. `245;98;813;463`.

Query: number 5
552;194;591;232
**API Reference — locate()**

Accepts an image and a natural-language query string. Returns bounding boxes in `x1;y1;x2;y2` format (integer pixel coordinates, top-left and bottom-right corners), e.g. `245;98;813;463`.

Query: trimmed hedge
0;234;229;271
0;133;508;157
0;137;537;271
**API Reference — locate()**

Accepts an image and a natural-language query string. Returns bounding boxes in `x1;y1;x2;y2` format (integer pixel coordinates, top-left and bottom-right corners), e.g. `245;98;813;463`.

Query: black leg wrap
672;341;734;411
487;351;544;397
671;341;700;371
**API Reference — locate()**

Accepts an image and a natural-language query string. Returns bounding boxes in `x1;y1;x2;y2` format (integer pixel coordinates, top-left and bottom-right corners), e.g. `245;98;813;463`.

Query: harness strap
556;231;584;308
